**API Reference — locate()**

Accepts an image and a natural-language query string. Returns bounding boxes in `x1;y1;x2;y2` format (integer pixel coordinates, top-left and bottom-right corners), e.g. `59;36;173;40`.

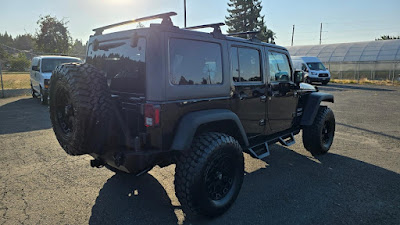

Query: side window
268;51;291;82
169;38;223;85
231;47;261;83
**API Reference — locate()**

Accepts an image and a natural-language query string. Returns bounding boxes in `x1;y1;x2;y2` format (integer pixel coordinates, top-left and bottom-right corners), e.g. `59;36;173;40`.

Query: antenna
93;12;177;35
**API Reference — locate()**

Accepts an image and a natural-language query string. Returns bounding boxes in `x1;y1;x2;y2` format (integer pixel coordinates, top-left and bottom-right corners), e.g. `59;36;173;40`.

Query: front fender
170;109;249;151
301;92;334;126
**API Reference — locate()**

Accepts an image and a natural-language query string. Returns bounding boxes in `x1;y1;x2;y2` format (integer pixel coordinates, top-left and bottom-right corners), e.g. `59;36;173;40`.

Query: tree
0;32;14;47
9;53;30;72
36;15;71;54
376;35;400;41
14;34;34;50
225;0;275;43
70;39;87;57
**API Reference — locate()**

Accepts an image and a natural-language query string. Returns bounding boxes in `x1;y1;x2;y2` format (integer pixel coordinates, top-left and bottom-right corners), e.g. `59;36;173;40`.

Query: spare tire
49;63;113;156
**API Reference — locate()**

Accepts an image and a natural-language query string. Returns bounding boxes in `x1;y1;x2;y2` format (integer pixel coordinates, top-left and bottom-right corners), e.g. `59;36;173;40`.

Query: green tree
376;35;400;41
36;15;71;54
0;32;14;47
225;0;275;43
70;39;87;57
14;34;34;50
9;53;30;72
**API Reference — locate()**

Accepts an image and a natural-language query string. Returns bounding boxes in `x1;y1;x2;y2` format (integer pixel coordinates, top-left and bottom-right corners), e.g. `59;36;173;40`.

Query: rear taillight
144;104;160;127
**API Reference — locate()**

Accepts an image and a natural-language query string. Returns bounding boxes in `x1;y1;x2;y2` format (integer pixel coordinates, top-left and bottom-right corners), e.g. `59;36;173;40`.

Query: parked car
30;56;81;104
48;12;335;218
292;56;331;85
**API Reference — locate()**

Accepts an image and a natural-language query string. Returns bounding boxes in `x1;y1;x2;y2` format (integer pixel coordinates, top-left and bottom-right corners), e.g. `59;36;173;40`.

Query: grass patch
0;73;31;90
331;78;400;86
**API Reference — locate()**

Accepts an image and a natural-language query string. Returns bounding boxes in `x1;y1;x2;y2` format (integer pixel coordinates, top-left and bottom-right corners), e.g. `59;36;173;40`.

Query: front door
230;45;266;137
266;50;299;133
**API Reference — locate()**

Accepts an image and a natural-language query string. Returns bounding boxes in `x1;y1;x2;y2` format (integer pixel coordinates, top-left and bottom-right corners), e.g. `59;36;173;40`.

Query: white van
30;56;81;104
291;56;330;85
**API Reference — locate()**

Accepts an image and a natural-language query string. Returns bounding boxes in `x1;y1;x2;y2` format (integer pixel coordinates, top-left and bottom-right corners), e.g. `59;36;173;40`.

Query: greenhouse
286;39;400;81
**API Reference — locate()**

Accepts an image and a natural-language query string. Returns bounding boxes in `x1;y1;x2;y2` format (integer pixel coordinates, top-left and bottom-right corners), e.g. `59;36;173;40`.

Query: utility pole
184;0;187;28
319;23;322;45
291;25;295;46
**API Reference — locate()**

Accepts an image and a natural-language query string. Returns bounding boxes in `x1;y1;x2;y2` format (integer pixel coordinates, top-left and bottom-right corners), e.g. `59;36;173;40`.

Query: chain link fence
1;66;32;98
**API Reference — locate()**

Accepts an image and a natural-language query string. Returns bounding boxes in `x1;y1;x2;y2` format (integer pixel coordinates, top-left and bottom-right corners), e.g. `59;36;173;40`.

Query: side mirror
294;70;304;84
31;66;38;71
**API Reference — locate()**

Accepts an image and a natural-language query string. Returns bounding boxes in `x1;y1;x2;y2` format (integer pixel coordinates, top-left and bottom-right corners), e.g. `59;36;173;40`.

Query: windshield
41;58;81;72
306;62;326;71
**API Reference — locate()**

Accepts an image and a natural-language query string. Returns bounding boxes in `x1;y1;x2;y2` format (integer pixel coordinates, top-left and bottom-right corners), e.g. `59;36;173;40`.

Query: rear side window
169;38;223;85
268;51;291;82
231;47;262;82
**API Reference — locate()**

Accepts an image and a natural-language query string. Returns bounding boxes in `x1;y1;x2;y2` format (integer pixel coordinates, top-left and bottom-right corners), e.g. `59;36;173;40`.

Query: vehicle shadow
89;145;400;225
319;83;396;92
89;173;179;225
0;97;51;135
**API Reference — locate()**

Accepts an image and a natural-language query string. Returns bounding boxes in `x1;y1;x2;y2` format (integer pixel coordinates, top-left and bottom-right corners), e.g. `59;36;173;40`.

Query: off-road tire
302;106;335;155
40;87;48;105
31;83;36;98
175;132;244;217
49;63;113;156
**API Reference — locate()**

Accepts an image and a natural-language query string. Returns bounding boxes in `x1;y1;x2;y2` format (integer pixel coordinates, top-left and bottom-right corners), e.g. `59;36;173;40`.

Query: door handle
260;95;267;102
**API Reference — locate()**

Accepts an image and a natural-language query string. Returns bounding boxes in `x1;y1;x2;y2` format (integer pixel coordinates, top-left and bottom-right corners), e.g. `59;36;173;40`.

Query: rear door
230;43;266;137
265;50;299;133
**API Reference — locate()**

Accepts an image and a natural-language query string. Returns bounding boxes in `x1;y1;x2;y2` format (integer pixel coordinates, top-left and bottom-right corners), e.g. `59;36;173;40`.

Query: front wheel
40;88;48;105
302;106;335;155
175;132;244;217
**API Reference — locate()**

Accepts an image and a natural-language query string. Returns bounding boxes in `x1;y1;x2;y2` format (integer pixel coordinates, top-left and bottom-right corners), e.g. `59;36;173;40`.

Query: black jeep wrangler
49;12;335;217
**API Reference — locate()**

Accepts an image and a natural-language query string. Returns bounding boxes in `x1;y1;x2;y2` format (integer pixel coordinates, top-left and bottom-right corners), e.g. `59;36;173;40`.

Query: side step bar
247;133;296;160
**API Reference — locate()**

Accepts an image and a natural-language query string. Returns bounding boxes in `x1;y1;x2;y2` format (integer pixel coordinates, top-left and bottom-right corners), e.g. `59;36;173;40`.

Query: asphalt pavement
0;83;399;225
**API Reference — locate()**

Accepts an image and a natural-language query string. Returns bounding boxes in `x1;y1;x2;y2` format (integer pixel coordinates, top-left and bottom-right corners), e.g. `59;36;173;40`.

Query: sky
1;0;400;47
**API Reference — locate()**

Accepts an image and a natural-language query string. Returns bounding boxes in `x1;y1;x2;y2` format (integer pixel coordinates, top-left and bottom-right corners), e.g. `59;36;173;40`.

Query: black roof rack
227;31;261;42
185;23;225;38
92;12;177;35
227;31;260;37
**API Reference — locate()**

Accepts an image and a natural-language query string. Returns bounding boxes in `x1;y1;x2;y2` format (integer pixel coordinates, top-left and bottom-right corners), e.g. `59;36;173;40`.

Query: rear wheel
302;106;335;155
175;132;244;217
49;63;113;156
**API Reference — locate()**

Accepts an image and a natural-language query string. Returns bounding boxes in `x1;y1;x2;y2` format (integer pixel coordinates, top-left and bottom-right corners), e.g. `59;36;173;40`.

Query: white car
30;56;81;104
291;56;331;85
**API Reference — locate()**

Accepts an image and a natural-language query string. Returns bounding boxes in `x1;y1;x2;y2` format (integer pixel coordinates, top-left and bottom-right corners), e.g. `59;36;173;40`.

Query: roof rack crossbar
185;23;225;39
93;12;177;35
227;31;260;36
185;23;225;31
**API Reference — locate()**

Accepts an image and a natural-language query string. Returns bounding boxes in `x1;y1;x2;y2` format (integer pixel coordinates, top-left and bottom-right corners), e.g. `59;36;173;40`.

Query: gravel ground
0;83;399;225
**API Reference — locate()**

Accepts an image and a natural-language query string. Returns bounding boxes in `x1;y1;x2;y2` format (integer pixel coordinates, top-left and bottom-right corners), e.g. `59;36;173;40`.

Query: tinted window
169;38;222;85
268;51;291;82
41;58;81;72
231;47;261;82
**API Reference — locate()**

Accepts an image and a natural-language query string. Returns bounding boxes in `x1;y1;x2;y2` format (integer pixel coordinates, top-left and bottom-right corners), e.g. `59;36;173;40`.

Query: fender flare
301;92;334;126
170;109;249;151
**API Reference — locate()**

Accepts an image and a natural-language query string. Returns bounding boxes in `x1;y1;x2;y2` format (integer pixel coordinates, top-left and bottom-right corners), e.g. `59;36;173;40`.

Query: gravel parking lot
0;83;399;225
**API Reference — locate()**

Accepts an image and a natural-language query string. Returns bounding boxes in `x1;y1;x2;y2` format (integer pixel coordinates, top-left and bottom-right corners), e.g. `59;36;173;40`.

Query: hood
41;72;52;79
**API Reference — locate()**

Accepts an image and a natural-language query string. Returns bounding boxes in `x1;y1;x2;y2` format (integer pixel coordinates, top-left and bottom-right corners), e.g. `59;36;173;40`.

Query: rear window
169;38;223;85
41;58;81;72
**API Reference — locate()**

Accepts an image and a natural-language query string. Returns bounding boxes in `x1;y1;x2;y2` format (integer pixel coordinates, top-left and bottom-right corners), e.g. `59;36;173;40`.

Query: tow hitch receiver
90;159;104;168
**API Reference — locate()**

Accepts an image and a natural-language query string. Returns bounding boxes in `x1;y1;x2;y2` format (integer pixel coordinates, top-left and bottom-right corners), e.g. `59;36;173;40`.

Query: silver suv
30;56;81;104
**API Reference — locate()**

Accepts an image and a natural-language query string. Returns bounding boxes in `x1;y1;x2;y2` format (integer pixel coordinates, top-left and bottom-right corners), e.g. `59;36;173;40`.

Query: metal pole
184;0;187;28
291;25;295;46
319;23;322;45
0;64;4;98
